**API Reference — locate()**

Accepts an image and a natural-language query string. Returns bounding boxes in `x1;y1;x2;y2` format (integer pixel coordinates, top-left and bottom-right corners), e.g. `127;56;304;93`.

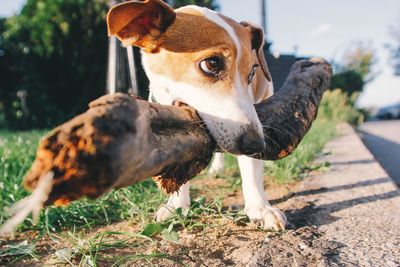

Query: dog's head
107;0;273;155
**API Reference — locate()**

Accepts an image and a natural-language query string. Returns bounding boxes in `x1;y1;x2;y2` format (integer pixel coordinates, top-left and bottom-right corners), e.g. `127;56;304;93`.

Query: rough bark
254;57;332;160
23;58;332;206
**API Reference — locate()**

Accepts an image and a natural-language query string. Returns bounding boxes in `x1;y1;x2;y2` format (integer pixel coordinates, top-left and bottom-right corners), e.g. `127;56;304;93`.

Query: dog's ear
107;0;176;52
240;22;272;82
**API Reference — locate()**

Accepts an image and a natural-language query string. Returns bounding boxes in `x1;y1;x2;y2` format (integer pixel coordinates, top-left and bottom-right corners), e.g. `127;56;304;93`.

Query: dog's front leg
237;155;287;231
155;182;191;221
208;152;225;176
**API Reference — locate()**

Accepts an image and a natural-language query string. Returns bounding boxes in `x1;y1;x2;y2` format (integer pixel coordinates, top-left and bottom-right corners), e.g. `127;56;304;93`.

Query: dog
107;0;286;230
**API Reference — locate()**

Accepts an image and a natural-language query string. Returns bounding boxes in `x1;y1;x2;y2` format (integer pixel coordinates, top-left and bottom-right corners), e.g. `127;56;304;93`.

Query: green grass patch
264;118;336;183
0;130;168;235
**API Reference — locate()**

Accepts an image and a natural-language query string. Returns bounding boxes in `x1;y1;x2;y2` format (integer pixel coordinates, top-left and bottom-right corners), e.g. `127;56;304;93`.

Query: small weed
0;240;37;263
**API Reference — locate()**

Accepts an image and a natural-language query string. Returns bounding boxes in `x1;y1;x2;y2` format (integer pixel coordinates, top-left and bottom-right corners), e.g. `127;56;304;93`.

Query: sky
1;0;400;108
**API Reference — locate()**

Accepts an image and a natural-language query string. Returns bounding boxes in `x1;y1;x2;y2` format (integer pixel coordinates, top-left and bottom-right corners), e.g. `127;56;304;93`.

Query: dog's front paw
208;165;224;177
208;153;225;177
245;204;287;231
155;205;189;222
155;205;176;222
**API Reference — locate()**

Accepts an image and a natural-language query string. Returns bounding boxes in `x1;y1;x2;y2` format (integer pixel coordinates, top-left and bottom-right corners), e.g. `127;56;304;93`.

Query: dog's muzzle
237;128;266;155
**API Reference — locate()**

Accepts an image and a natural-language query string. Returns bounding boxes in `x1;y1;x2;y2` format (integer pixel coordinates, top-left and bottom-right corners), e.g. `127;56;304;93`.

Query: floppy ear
107;0;176;52
240;22;272;82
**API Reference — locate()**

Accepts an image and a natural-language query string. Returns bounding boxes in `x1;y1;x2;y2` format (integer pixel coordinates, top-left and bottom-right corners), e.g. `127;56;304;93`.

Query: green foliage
0;130;167;233
0;240;36;263
340;42;377;82
319;89;364;125
171;0;219;9
0;0;109;129
332;41;377;96
331;70;364;96
265;119;335;183
0;0;219;130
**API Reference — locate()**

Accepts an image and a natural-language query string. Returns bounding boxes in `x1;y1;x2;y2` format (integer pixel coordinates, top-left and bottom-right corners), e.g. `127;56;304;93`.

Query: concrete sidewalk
249;124;400;266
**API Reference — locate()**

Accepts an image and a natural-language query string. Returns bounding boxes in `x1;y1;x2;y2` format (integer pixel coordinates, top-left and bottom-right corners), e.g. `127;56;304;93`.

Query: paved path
249;124;400;266
359;120;400;186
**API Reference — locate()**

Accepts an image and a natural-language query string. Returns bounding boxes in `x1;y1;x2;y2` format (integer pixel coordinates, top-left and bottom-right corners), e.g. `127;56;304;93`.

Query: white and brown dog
107;0;286;230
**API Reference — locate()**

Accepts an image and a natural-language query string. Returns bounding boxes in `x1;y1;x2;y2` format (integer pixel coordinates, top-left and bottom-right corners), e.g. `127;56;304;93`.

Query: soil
247;198;343;267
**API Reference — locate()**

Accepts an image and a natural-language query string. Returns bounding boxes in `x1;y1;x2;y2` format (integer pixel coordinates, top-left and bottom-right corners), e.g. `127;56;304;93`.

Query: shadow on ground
358;129;400;186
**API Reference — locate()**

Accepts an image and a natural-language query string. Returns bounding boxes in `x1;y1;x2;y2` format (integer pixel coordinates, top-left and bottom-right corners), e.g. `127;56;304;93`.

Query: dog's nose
238;128;266;155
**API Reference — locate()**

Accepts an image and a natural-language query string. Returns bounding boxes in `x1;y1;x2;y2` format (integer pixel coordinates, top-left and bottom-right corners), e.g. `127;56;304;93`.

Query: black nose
238;129;266;155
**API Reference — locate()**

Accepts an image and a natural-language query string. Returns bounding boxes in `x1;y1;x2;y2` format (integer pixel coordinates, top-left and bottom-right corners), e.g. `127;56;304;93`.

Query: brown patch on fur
107;0;176;51
153;175;182;194
162;12;236;53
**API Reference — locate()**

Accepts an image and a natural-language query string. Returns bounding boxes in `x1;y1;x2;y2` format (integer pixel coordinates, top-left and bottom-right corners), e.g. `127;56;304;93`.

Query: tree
1;0;109;129
339;42;377;83
331;42;377;96
331;70;364;96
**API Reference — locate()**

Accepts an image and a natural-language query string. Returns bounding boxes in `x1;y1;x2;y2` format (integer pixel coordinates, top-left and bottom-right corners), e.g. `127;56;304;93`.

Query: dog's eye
199;56;223;76
248;64;260;84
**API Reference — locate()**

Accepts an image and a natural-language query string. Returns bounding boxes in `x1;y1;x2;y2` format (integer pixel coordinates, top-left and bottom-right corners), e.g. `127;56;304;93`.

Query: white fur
248;84;256;103
208;152;225;176
268;80;274;97
237;156;287;230
234;70;264;137
237;156;266;205
156;182;191;221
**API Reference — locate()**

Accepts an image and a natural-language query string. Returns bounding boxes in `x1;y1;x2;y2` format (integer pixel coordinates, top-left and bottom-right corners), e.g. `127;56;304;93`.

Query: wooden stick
22;58;332;206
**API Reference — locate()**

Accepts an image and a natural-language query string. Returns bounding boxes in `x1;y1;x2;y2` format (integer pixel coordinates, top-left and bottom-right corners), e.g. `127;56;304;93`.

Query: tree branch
22;58;332;206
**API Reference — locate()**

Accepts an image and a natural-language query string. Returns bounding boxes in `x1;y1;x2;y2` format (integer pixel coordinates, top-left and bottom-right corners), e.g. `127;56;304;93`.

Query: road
359;120;400;186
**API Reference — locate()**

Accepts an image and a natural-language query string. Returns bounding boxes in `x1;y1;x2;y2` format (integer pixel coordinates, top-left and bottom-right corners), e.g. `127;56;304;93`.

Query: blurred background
0;0;400;130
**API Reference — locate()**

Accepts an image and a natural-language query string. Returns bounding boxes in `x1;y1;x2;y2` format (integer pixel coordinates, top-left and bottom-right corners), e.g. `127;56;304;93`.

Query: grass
266;118;336;183
0;130;166;232
0;90;350;264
